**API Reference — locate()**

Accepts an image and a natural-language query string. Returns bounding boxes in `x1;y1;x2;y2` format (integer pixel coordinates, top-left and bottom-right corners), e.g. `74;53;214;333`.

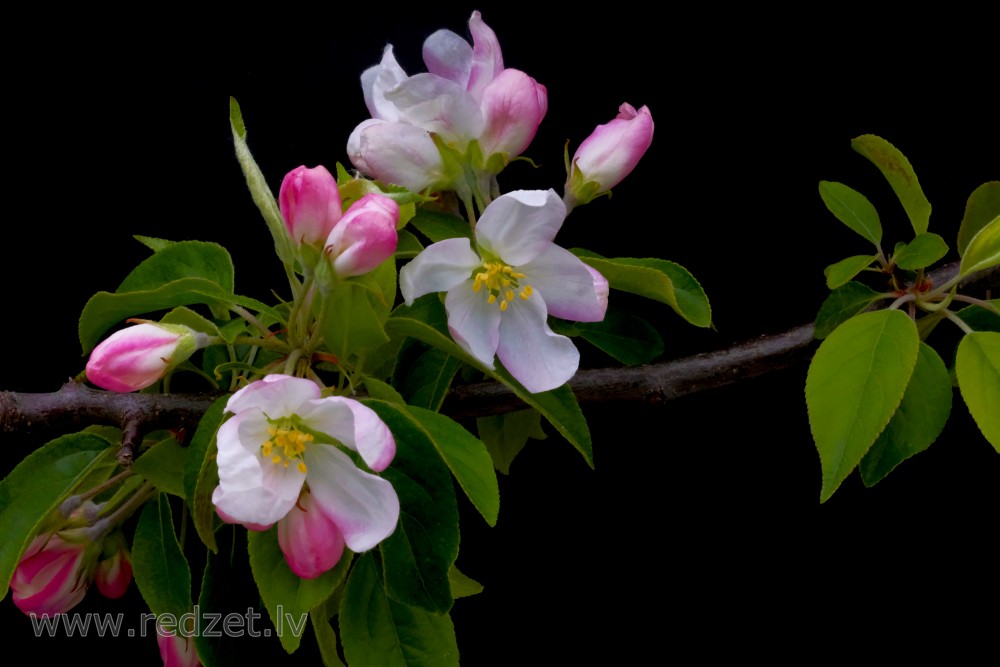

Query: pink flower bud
325;193;399;277
565;103;654;209
279;165;343;246
479;68;548;161
276;490;346;579
11;534;91;616
86;322;204;393
94;535;132;600
157;630;202;667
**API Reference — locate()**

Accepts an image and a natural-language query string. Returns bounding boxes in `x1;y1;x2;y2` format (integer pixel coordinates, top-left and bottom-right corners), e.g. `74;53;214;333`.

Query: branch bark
2;262;996;444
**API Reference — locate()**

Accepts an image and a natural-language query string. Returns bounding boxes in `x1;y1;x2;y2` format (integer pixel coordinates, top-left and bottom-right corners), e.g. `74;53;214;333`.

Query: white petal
226;374;319;418
445;283;501;369
522;245;608;322
422;28;472;87
213;412;305;526
385;73;484;144
305;445;400;553
298;397;396;472
365;46;408;122
357;122;446;193
347;118;385;174
399;237;480;304
476;189;566;266
496;295;580;393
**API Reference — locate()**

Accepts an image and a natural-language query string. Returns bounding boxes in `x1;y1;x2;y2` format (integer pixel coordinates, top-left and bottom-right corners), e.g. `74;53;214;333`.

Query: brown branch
2;262;996;440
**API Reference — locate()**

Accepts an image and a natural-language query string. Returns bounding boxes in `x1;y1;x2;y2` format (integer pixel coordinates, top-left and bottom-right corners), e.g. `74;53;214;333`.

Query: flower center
472;261;533;312
261;424;312;474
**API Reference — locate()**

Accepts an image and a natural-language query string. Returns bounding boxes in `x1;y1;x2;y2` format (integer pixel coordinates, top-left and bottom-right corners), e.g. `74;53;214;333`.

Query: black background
3;4;998;663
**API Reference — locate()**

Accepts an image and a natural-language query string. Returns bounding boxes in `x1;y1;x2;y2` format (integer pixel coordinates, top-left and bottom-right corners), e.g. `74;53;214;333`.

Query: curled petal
158;631;202;667
86;323;197;393
298;397;396;472
422;27;473;87
476;189;566;266
399;237;480;305
496;296;580;393
570;102;654;194
352;122;447;192
466;10;504;101
11;534;91;616
385;73;484;145
362;46;408;121
278;165;342;246
325;193;399;278
305;445;400;553
277;490;346;579
522;245;608;323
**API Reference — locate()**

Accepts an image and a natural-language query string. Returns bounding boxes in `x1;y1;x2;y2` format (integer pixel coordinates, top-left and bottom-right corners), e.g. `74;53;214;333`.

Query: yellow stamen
472;260;534;311
262;425;313;473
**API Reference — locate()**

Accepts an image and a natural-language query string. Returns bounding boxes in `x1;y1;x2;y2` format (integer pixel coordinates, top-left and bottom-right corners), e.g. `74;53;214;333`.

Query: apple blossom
276;488;346;579
279;164;342;246
348;11;546;196
399;189;608;393
86;322;209;393
325;193;399;277
211;374;399;577
11;534;93;616
564;103;654;211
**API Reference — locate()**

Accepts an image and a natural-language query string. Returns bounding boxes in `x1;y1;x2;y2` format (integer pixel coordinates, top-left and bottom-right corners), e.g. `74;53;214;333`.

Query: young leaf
387;297;594;467
893;233;949;270
395;228;425;259
0;432;113;600
805;309;920;502
957;299;1000;333
449;564;484;599
391;339;462;411
247;528;349;654
957;181;1000;256
409;209;472;242
818;181;883;246
860;343;952;486
116;240;235;295
340;552;460;667
958;214;1000;278
364;401;460;612
477;409;548;475
230;96;296;267
954;331;1000;453
132;493;193;619
851;134;932;235
824;254;877;289
814;281;886;339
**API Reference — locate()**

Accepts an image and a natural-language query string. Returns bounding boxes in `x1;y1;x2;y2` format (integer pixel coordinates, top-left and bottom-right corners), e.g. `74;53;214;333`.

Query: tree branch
2;262;995;443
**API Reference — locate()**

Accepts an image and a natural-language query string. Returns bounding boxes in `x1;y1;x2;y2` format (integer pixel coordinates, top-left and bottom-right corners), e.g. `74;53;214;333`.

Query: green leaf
818;180;883;246
805;309;920;502
573;306;664;365
247;528;348;654
117;240;235;295
322;282;391;360
134;235;175;252
395;228;425;259
311;606;348;667
132;437;188;498
182;396;228;553
362;376;407;405
0;432;113;600
851;134;932;235
573;254;712;328
959;214;1000;278
449;564;484;599
230;96;296;267
391;339;462;411
955;331;1000;453
893;233;949;270
476;410;547;475
957;299;1000;333
824;254;877;289
160;305;222;337
340;553;459;667
814;281;886;339
395;403;500;527
132;493;193;619
408;210;472;243
364;401;460;612
957;181;1000;256
860;343;953;486
79;280;281;354
387;297;594;467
